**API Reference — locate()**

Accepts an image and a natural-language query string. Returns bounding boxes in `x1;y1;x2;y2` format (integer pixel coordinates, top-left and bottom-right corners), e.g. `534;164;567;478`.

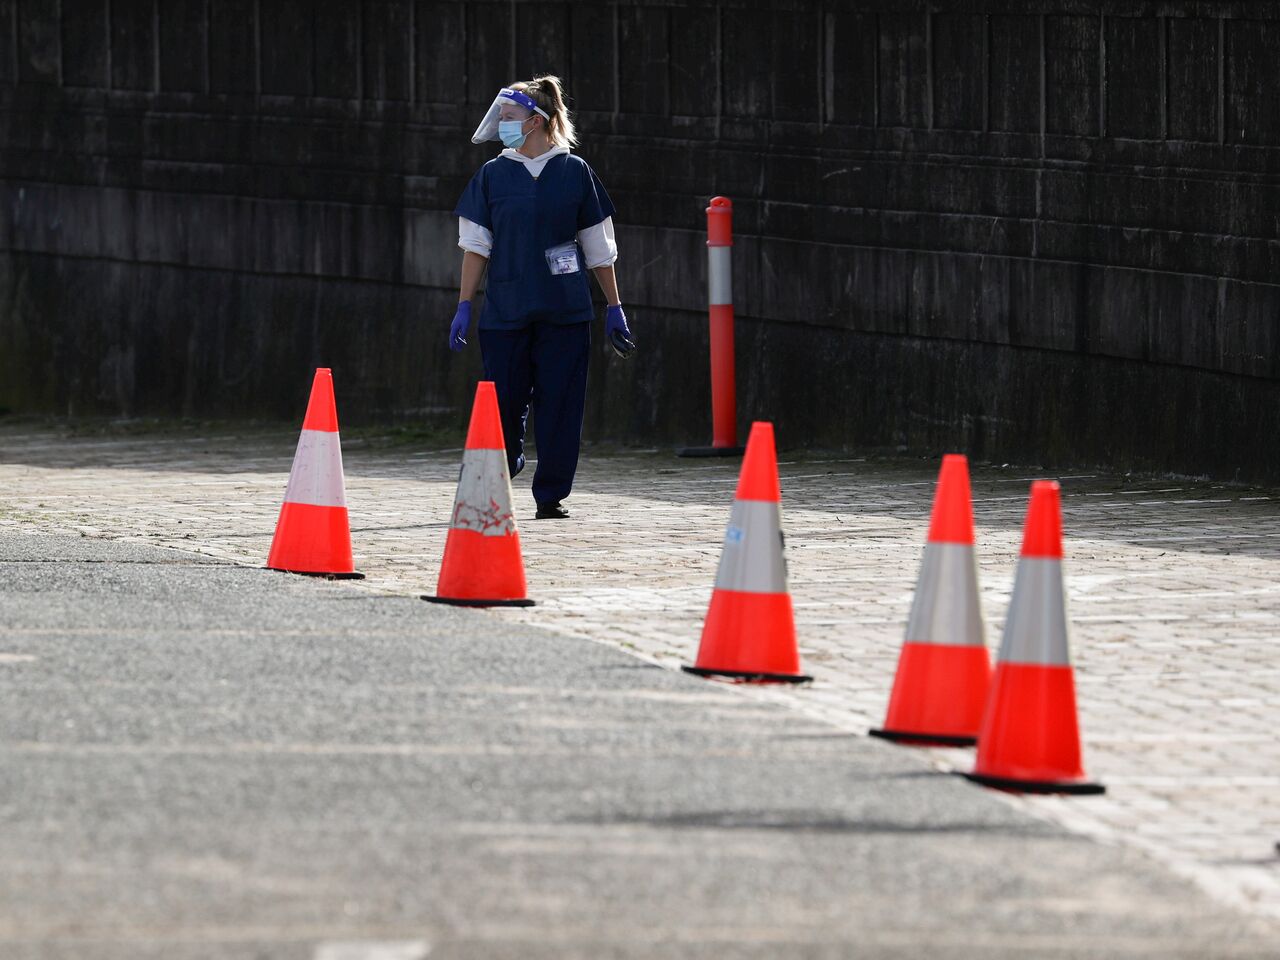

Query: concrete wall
2;1;1279;478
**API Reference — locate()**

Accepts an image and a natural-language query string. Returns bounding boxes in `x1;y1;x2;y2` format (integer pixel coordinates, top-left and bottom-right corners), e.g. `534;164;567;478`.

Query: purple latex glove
605;304;636;359
449;301;471;352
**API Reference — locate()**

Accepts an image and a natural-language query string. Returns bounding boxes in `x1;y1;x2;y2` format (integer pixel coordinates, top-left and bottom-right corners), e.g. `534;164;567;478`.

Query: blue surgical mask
498;119;527;149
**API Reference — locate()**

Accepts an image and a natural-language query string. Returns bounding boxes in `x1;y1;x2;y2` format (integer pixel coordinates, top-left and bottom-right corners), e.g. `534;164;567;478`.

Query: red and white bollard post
679;196;745;457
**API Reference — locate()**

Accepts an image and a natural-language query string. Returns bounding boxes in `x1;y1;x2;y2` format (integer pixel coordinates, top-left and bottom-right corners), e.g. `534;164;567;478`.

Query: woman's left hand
605;304;636;359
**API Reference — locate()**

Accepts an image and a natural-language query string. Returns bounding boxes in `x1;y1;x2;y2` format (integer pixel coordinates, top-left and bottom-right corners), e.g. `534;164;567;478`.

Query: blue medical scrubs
454;153;616;506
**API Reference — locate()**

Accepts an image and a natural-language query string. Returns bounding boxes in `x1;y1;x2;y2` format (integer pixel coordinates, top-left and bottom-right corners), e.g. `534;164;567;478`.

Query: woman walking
450;76;634;520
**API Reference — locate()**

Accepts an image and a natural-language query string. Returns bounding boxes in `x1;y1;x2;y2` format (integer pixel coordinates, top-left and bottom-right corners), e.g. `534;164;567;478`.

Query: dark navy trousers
480;320;591;506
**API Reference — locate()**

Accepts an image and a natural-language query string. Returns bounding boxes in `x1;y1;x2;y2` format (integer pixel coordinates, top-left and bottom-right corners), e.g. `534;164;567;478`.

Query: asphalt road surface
1;531;1276;959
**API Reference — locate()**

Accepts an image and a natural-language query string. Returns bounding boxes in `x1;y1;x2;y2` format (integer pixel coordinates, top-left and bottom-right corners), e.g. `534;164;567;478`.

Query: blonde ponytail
511;75;577;148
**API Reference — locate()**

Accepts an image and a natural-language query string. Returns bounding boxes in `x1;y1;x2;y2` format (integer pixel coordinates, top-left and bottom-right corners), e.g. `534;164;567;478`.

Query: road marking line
313;940;430;960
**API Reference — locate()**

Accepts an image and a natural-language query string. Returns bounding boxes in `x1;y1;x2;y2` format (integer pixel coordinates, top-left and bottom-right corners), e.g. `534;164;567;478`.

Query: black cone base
960;771;1106;795
422;595;536;608
682;665;812;684
869;728;977;747
268;568;366;581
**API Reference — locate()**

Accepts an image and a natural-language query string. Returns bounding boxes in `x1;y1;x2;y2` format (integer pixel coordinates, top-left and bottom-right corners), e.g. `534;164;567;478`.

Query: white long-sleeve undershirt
456;146;618;268
458;216;617;268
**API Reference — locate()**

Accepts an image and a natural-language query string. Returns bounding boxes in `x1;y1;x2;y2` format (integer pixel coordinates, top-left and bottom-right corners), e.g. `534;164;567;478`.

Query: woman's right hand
449;301;472;352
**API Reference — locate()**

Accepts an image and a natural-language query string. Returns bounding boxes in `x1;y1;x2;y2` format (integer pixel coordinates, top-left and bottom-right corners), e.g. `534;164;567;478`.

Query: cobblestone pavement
2;423;1279;921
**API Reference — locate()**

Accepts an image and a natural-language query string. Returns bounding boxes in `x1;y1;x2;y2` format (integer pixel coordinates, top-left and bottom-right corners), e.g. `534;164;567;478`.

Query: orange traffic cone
963;481;1104;794
683;421;811;683
266;368;364;579
422;381;534;607
870;455;992;745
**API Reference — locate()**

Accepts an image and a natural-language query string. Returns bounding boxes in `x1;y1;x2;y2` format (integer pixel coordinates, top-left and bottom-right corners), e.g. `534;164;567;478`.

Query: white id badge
545;241;581;276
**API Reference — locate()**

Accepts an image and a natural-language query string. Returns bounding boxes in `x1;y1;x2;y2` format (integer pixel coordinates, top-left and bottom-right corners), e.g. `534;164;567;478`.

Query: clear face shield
471;88;550;144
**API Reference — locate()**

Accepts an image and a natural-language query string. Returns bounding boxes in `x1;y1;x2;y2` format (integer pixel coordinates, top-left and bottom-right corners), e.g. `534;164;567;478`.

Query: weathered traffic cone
963;481;1104;794
266;368;364;579
683;421;811;683
423;381;534;607
870;455;992;745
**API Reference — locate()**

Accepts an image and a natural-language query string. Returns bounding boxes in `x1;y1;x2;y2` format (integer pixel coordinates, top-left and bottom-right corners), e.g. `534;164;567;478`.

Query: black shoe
535;501;570;520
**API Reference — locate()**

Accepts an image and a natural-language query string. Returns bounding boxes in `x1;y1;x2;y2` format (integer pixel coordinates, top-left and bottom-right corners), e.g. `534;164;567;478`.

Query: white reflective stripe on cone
998;557;1071;666
905;542;985;647
282;429;347;508
707;246;733;306
450;448;516;536
713;499;787;594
